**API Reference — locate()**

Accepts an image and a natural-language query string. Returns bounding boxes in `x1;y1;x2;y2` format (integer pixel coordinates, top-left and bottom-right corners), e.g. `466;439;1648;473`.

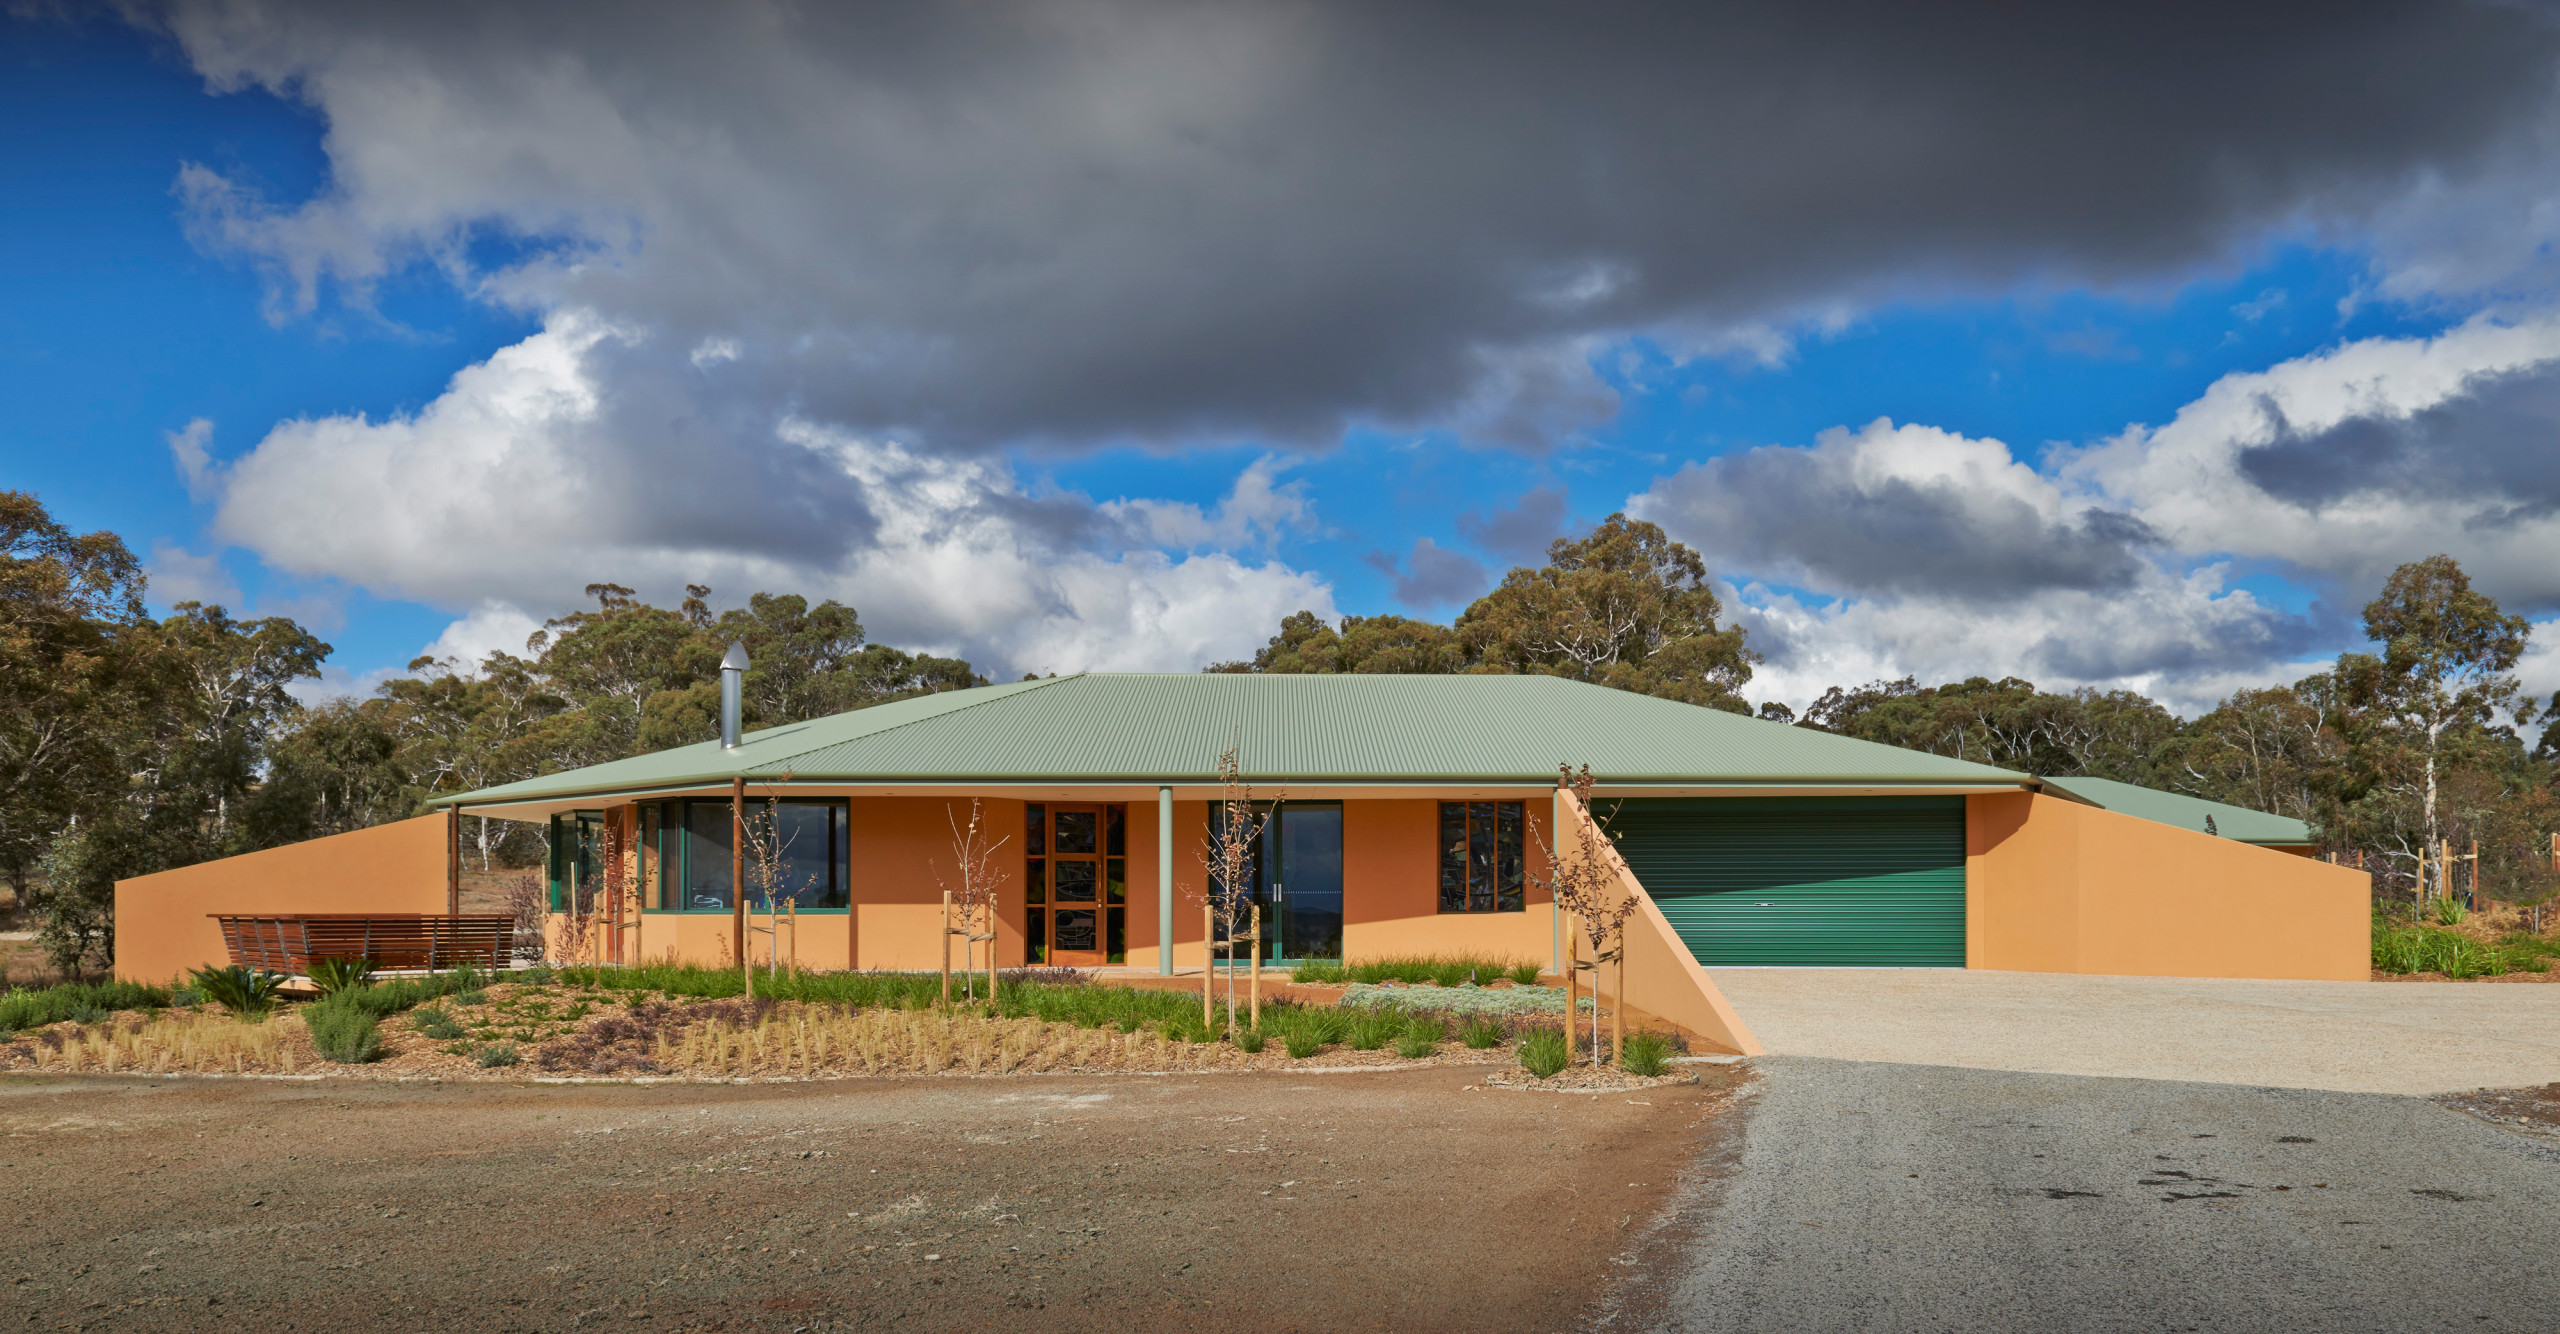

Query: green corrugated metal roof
2038;774;2313;846
440;672;2027;808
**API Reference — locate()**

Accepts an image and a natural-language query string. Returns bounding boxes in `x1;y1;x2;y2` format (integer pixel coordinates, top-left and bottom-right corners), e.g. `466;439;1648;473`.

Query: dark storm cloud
156;0;2560;456
1457;486;1571;564
1639;427;2163;600
2239;367;2560;519
1365;538;1490;610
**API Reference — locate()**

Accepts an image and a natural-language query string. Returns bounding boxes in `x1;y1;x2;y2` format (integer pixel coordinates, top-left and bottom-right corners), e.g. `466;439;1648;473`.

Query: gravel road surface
1610;1057;2560;1334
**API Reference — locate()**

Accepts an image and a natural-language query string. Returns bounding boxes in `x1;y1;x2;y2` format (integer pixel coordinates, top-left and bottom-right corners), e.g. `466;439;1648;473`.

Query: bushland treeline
1;491;982;973
1216;521;2560;909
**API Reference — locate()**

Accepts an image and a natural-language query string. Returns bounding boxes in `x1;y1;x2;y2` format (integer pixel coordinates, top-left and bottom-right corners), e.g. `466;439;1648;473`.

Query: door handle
1273;881;1284;901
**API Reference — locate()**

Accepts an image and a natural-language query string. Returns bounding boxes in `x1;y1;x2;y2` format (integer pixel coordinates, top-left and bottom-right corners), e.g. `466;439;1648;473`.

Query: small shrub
169;987;204;1008
1236;1028;1267;1054
306;998;384;1063
476;1042;520;1068
1520;1029;1569;1079
1621;1032;1674;1077
190;965;286;1019
1460;1016;1504;1049
453;989;488;1006
307;957;377;996
1283;1027;1321;1058
1505;963;1541;986
1394;1017;1444;1059
1348;1011;1400;1051
412;1006;468;1040
66;1003;108;1025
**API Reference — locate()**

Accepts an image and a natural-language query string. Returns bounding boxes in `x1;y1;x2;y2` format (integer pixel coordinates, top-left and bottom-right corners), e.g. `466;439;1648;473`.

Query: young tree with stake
930;797;1009;1005
1191;745;1278;1034
1533;764;1640;1065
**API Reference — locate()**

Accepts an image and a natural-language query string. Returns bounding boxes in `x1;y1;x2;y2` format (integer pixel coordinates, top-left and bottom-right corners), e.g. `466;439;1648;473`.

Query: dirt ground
2438;1081;2560;1131
0;1063;1747;1333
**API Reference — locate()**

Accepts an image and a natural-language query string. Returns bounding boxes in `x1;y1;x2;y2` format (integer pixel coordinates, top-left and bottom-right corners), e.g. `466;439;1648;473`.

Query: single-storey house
114;671;2371;1055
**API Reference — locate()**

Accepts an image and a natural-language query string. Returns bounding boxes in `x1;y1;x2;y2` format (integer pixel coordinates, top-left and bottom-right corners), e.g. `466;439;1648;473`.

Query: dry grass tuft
17;1011;302;1075
660;1004;1217;1078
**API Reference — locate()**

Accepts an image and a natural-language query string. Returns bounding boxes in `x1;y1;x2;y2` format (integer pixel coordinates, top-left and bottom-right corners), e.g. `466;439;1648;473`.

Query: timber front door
1025;803;1126;966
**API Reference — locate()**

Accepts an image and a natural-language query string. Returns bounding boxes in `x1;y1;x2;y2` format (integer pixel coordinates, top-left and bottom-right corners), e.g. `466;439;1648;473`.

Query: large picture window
1438;801;1525;913
639;798;848;912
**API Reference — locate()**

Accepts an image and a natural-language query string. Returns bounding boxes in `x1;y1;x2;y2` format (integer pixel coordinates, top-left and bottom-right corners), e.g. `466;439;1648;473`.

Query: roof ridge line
742;673;1083;777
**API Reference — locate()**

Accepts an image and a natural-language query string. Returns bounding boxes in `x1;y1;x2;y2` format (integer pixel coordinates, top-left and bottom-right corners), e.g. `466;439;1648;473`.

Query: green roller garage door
1607;797;1966;966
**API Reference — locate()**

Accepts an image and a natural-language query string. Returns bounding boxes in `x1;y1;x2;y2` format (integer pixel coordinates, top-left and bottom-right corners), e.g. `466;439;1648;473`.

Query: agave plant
188;964;287;1019
307;957;377;997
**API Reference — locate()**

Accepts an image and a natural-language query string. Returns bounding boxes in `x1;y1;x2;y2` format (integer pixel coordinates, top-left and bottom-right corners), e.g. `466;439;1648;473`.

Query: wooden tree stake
1202;900;1215;1027
941;890;954;1006
1612;949;1625;1066
1564;921;1580;1067
1249;903;1262;1030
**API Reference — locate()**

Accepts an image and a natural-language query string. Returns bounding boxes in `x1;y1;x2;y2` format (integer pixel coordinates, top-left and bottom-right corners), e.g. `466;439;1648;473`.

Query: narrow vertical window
1438;801;1526;913
1438;803;1469;912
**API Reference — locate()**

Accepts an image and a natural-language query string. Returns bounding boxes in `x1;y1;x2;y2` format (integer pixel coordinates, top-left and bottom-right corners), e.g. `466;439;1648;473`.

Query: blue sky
9;5;2560;714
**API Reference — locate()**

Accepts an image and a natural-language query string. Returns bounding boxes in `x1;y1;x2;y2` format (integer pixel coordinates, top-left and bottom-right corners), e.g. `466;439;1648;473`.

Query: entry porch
505;787;1563;978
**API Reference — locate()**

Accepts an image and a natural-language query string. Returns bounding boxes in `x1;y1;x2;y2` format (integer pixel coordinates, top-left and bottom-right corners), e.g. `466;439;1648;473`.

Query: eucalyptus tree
2339;555;2531;877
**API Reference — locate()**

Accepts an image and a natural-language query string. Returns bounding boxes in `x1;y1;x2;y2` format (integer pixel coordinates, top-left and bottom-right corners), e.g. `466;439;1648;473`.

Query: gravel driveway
1607;1057;2560;1334
1711;968;2560;1095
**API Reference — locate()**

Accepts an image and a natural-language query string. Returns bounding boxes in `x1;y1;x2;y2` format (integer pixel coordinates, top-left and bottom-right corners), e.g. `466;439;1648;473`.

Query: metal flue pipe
719;640;749;748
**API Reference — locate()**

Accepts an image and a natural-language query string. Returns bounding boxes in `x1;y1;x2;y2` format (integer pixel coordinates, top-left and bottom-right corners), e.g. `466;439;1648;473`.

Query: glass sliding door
1209;801;1343;964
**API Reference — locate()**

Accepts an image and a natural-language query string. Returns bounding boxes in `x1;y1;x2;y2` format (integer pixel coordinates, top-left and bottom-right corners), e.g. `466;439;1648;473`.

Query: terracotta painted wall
1340;799;1553;966
1966;791;2370;981
113;814;450;983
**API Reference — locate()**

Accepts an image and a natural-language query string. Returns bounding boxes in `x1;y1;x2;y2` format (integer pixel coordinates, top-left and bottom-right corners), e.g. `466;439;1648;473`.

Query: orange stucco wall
1965;791;2370;981
112;814;451;983
1339;799;1553;965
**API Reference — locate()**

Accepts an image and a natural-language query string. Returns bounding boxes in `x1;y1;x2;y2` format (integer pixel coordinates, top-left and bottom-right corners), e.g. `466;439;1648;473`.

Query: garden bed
0;967;1678;1085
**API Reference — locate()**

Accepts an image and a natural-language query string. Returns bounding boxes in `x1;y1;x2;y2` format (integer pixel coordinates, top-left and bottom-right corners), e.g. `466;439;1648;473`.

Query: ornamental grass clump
1519;1029;1569;1079
1347;1011;1400;1051
411;1005;468;1040
1460;1016;1505;1049
1621;1032;1674;1077
1394;1017;1444;1059
1283;1026;1321;1059
476;1042;520;1068
0;980;172;1034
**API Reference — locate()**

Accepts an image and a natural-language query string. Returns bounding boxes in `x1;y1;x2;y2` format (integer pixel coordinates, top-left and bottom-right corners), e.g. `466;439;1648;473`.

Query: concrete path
1620;1058;2560;1333
1711;968;2560;1095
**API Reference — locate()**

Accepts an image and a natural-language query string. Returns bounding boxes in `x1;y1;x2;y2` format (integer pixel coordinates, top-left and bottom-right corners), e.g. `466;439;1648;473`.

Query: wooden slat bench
210;914;517;975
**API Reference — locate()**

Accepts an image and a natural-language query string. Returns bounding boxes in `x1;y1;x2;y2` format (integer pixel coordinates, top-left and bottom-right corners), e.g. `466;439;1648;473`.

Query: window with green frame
634;798;849;912
547;811;606;912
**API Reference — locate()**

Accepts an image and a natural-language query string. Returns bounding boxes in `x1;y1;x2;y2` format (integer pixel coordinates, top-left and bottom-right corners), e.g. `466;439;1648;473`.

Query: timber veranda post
732;778;748;998
1248;902;1261;1031
1202;900;1214;1027
445;806;461;916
